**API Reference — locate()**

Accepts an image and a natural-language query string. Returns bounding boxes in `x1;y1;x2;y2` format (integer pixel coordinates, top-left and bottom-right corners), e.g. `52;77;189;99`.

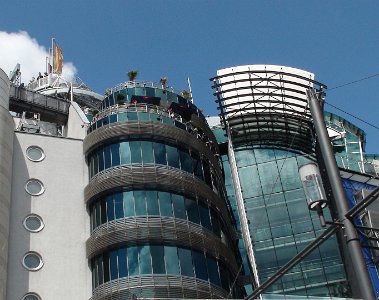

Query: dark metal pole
307;89;376;300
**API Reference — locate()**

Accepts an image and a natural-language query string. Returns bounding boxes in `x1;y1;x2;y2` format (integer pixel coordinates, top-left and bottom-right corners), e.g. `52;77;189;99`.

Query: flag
53;41;64;74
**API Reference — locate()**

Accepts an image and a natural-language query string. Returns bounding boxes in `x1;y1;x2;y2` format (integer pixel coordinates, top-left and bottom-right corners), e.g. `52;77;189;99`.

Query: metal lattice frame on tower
211;65;325;154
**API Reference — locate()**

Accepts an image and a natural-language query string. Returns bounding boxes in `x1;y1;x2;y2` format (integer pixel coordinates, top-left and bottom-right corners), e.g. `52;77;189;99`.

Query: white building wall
7;132;90;300
0;68;13;300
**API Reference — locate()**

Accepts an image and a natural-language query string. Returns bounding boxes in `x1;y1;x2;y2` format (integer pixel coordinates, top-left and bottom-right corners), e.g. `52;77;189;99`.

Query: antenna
187;77;194;103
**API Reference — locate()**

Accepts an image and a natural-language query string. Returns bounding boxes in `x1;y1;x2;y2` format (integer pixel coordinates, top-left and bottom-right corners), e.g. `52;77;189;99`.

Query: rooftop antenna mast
187;77;194;103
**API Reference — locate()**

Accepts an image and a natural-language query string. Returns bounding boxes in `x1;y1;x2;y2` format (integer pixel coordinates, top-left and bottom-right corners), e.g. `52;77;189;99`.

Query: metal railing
10;85;70;114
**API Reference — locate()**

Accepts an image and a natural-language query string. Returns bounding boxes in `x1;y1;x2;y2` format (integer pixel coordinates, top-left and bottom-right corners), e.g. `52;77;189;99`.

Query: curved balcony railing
86;216;238;272
107;80;184;97
90;274;228;300
84;164;236;239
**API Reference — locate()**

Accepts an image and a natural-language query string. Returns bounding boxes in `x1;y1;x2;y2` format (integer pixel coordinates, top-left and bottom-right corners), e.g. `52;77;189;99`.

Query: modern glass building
83;81;244;299
210;65;363;298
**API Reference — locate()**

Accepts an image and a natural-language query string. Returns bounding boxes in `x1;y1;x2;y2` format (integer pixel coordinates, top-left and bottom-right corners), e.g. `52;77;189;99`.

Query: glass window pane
106;196;115;222
100;200;107;224
98;256;104;285
210;210;221;237
123;192;135;217
166;145;180;168
146;191;159;215
178;248;193;277
179;149;192;173
207;256;221;286
98;147;104;172
199;204;212;231
172;194;186;220
139;112;150;121
110;250;118;280
139;245;152;274
104;144;111;169
118;248;128;278
95;202;101;227
153;142;167;165
93;152;98;176
130;141;142;163
103;253;110;283
141;141;154;164
185;198;200;224
159;192;173;217
118;112;127;122
120;142;131;165
127;246;139;276
127;112;138;120
134;191;146;216
109;114;117;124
164;246;180;275
151;245;165;274
111;143;120;166
114;193;124;219
193;251;208;280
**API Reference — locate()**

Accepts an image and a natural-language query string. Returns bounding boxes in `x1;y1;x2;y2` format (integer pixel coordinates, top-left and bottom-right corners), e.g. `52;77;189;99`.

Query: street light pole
306;89;375;300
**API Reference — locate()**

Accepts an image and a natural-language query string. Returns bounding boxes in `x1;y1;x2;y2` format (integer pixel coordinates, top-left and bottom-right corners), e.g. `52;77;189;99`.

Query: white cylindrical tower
0;68;13;300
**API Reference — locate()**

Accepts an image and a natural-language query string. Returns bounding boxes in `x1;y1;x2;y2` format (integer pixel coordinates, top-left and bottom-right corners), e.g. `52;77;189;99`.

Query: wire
324;101;379;131
328;73;379;91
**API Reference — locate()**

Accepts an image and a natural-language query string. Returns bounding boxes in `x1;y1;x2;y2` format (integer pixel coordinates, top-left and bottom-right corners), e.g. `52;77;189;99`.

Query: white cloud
0;31;77;84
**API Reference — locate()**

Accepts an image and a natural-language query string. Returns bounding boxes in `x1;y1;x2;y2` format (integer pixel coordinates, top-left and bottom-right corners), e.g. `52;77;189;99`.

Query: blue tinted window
114;193;124;219
193;251;208;280
118;112;127;122
95;202;100;228
134;191;146;215
207;256;220;286
179;149;192;173
109;114;117;124
139;245;152;274
111;143;120;166
159;192;173;217
101;200;107;224
211;210;221;237
153;142;167;165
127;246;139;276
166;145;180;168
200;204;212;231
110;250;118;280
172;194;186;219
98;255;104;285
165;246;180;275
118;248;128;278
106;196;115;222
141;141;154;163
151;245;165;274
127;112;138;120
185;198;200;224
178;248;193;276
139;112;150;121
103;253;110;283
93;153;98;176
104;145;111;169
123;192;134;217
146;191;159;215
98;147;104;172
120;142;131;164
130;141;142;163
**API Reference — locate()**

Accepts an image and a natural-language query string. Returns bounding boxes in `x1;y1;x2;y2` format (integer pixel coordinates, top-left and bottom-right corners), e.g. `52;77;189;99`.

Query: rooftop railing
107;80;184;96
10;85;70;114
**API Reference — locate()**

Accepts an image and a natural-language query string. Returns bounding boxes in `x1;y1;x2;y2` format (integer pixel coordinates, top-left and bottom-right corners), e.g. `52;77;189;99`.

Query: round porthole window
23;215;44;232
26;146;45;162
22;252;43;271
22;293;41;300
25;179;45;196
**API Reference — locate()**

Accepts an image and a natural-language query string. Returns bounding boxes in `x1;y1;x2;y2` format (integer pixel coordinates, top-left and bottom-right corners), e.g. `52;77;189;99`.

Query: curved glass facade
87;140;221;193
85;82;244;299
89;190;228;241
91;244;235;291
212;65;351;298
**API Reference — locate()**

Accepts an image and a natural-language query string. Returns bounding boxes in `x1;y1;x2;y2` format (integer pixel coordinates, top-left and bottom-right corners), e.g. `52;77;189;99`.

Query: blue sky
1;1;379;152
